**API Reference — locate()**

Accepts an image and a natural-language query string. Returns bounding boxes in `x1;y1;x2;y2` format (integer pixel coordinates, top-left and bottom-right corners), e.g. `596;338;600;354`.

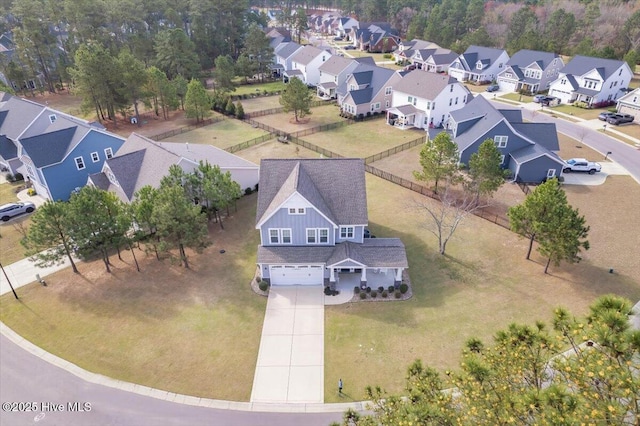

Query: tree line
332;295;639;425
21;162;242;272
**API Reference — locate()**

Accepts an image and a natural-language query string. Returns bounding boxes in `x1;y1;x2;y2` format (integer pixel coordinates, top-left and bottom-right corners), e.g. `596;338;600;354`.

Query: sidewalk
0;254;75;296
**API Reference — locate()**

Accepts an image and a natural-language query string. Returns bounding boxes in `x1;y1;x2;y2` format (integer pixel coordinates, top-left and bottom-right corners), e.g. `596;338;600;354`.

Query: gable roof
291;45;328;66
450;96;505;151
100;133;258;202
19;126;78;167
256;159;367;227
275;42;302;59
393;70;459;100
0;95;46;140
0;134;17;160
510;143;563;165
319;55;357;75
428;51;459;66
346;87;374;105
617;87;640;104
560;55;628;80
506;49;560;70
511;122;559;151
457;45;507;71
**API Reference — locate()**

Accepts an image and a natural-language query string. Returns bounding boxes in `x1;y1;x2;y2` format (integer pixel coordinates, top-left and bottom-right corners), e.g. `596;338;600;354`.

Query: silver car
0;202;36;221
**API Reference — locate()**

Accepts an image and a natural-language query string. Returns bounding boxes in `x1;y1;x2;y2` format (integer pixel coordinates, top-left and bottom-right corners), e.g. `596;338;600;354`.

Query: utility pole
0;261;19;300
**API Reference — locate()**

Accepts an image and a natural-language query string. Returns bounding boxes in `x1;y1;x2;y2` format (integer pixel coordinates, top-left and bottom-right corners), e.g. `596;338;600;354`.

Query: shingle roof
275;42;302;60
393;70;458;100
87;171;110;190
560;55;627;80
459;45;507;71
291;45;328;66
429;51;459;66
0;134;17;160
0;96;46;140
506;49;560;70
498;109;522;123
347;87;373;105
510;143;563;165
319;55;357;75
511;122;559;151
256;159;367;227
19;127;78;167
450;95;505;151
257;238;408;267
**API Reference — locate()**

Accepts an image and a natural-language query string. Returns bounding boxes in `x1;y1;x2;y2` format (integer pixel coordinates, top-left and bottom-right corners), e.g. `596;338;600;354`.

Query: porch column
361;268;367;281
395;268;403;281
330;267;335;282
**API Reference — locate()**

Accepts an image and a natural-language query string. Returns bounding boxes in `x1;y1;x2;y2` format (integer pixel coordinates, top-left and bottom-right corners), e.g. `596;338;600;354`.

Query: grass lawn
601;123;640;143
253;105;344;133
0;194;266;401
500;93;533;103
235;139;322;164
324;173;640;403
164;119;270;149
236;96;282;113
0;182;31;265
227;81;286;97
550;104;601;120
302;120;424;158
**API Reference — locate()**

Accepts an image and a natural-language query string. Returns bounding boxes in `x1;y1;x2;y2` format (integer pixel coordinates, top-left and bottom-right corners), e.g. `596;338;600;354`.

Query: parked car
563;158;602;174
333;36;343;41
540;96;560;106
533;94;546;103
606;113;635;125
0;201;36;221
404;64;417;71
343;45;355;50
598;111;616;121
486;84;499;93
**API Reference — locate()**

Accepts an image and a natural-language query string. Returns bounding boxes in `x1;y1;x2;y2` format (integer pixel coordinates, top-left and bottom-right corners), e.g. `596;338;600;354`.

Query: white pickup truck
562;158;602;174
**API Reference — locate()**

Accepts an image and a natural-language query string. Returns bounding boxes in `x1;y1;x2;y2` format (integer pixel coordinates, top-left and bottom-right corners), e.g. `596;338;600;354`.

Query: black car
606;113;635;125
540;96;559;106
343;45;356;50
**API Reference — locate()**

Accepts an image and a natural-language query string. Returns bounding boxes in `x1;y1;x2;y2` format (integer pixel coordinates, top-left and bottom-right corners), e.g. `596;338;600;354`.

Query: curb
0;322;369;413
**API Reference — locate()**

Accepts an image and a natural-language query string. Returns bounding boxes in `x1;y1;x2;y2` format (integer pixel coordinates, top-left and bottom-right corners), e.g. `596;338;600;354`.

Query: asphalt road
0;335;342;426
507;104;640;183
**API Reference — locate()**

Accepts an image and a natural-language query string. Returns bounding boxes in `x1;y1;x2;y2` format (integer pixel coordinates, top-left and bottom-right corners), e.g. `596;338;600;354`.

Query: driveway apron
250;285;324;403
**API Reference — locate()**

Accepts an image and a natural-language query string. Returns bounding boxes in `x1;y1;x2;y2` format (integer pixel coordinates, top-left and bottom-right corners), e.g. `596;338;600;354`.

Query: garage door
269;265;324;285
499;80;517;93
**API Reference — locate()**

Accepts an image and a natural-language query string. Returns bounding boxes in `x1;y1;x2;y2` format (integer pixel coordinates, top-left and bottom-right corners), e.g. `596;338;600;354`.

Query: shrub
365;286;371;293
359;291;367;299
381;290;388;298
255;276;261;283
324;286;332;296
395;290;402;299
14;172;24;181
378;286;384;293
258;281;268;291
354;286;360;294
388;285;395;293
235;101;245;119
399;283;409;294
5;173;15;182
254;183;259;192
225;98;236;115
245;187;253;195
371;290;377;298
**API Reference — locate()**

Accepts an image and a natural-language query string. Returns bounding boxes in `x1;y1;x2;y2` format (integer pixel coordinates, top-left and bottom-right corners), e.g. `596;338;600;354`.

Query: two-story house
284;45;331;86
410;48;458;73
448;45;510;84
351;22;399;53
88;133;259;202
335;17;358;38
393;39;438;63
317;56;374;100
548;55;633;106
496;49;564;94
386;71;471;130
255;158;408;287
0;93;124;201
338;65;402;117
616;88;639;123
431;95;564;183
272;41;303;79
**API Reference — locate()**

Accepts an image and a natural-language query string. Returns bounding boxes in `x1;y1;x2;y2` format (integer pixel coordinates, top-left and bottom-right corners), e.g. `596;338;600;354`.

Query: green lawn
0;181;30;265
164;119;270;149
236;96;282;113
324;174;640;402
253;104;344;133
229;81;286;96
0;195;266;401
302;120;425;158
500;93;534;103
549;104;601;120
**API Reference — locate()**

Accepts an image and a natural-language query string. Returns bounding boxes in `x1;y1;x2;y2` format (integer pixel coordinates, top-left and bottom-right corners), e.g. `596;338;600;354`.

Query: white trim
74;156;85;170
91;152;100;163
256;190;338;230
268;228;292;244
104;147;114;159
339;226;355;239
327;258;366;268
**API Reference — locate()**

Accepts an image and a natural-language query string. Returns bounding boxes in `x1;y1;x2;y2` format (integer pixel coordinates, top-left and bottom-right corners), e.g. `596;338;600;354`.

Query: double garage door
269;265;324;285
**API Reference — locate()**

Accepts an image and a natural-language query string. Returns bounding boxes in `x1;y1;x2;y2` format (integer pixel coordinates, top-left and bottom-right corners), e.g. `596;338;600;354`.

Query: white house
496;49;564;94
548;55;633;106
448;45;510;84
285;45;331;86
317;56;361;100
339;65;401;117
272;42;303;78
386;71;471;130
410;48;458;73
616;88;639;123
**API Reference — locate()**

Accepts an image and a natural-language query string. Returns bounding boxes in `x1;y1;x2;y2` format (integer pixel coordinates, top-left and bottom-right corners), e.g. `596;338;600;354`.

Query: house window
340;226;354;239
432;102;435;110
104;148;113;159
450;84;453;92
455;97;458;105
91;152;100;163
306;228;329;244
288;207;305;215
476;62;482;70
25;164;35;178
307;229;316;243
619;69;622;76
385;86;392;95
319;229;328;243
505;73;512;78
74;156;85;170
561;78;566;84
269;228;291;244
500;155;505;164
494;135;508;148
547;169;556;178
385;100;390;108
449;98;452;106
408;96;413;103
49;114;57;123
375;102;380;110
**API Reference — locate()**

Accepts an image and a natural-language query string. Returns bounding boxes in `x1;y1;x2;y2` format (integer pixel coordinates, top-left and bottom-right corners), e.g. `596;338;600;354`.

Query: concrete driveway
562;161;630;186
251;285;324;404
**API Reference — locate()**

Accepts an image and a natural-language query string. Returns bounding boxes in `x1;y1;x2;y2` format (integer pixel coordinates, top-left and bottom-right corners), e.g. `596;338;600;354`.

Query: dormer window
476;62;483;70
340;226;354;239
49;114;57;123
288;207;305;215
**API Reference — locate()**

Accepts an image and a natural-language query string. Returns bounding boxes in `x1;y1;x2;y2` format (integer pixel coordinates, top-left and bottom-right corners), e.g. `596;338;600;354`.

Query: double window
288;207;305;215
340;226;354;239
269;228;291;244
494;135;508;148
307;228;329;244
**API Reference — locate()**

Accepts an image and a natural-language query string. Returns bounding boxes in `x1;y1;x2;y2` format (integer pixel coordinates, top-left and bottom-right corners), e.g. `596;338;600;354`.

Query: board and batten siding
260;207;335;246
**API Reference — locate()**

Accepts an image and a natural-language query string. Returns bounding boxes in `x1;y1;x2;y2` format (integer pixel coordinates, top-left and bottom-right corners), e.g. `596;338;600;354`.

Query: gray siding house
256;159;408;287
496;49;564;93
431;95;564;183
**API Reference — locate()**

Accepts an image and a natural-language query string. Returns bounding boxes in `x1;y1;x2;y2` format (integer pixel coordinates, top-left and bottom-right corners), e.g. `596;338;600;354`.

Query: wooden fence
150;116;225;141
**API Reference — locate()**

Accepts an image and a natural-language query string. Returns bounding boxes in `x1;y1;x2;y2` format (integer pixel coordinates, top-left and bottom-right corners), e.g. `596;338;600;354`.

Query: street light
605;151;612;161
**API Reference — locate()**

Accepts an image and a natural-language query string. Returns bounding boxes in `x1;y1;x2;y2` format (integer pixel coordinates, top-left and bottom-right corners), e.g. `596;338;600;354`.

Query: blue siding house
430;95;564;183
256;159;408;287
0;93;124;201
